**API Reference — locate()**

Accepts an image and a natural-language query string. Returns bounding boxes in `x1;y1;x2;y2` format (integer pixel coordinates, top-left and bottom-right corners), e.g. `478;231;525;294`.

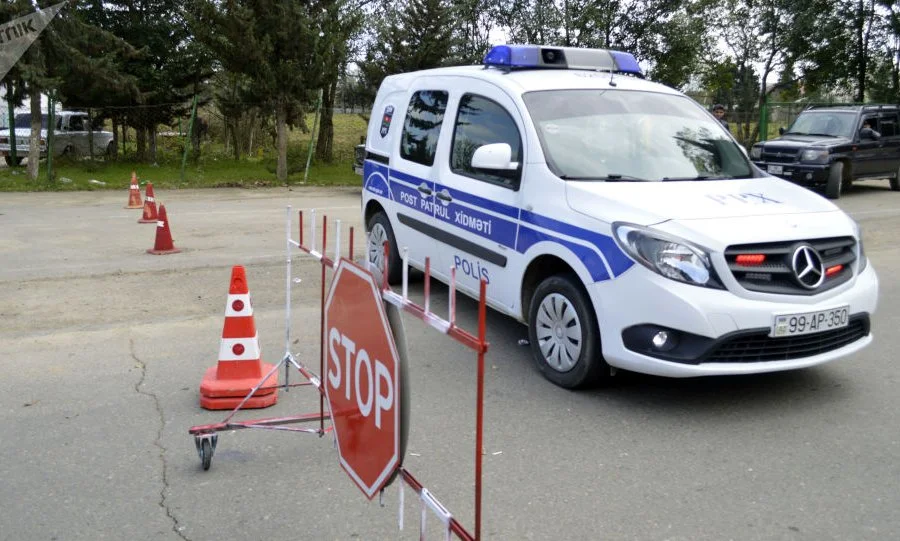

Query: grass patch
0;112;368;192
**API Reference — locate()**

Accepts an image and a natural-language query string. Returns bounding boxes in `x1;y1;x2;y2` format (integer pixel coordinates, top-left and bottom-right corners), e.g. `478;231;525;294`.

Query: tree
494;1;710;89
191;0;327;182
711;0;843;146
81;0;212;163
4;0;135;179
358;0;455;101
315;0;364;163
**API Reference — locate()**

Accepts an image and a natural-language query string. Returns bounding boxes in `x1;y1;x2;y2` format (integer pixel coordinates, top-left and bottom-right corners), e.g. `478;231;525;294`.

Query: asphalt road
1;180;898;541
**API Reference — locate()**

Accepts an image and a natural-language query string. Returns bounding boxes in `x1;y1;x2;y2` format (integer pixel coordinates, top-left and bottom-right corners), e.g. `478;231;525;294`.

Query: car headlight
750;146;762;159
853;220;868;273
613;223;723;288
800;149;828;162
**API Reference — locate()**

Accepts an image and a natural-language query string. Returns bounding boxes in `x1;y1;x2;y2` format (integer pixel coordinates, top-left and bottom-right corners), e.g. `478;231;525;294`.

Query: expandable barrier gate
188;206;489;540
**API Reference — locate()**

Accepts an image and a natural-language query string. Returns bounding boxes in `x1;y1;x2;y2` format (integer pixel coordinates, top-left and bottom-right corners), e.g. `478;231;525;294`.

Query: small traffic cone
147;204;181;255
199;266;278;410
138;182;158;223
124;171;142;209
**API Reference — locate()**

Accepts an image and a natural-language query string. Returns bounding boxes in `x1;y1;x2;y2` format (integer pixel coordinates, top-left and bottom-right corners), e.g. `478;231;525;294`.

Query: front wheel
366;211;402;285
825;162;844;199
527;274;608;389
891;165;900;191
4;155;23;166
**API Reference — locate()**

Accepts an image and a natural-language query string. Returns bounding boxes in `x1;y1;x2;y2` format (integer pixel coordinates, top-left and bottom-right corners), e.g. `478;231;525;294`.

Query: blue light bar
483;45;643;77
609;50;642;75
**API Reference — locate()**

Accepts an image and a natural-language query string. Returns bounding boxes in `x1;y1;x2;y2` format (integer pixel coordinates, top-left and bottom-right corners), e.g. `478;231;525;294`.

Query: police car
360;44;879;389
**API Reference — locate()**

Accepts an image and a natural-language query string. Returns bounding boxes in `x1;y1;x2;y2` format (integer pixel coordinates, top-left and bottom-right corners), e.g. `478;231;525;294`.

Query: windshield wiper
559;174;646;182
805;132;837;137
661;175;733;181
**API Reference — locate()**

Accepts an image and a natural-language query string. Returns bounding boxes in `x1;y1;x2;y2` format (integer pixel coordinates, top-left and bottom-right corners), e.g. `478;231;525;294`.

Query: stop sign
324;258;407;499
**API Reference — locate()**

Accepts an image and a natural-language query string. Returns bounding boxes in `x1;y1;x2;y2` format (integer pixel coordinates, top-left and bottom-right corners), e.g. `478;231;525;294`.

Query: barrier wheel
200;437;213;470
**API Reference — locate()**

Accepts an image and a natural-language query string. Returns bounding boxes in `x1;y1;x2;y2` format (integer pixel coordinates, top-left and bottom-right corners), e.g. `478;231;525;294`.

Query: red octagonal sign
324;258;404;499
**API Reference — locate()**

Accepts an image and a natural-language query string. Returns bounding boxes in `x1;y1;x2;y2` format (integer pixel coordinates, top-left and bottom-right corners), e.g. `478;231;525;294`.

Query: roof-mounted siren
483;45;643;78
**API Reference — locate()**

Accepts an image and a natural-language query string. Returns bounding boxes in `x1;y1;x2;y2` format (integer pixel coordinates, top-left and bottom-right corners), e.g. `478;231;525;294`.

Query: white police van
360;44;879;389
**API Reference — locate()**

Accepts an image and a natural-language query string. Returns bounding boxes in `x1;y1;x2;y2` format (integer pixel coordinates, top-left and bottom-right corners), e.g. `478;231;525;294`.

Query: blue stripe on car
364;160;634;280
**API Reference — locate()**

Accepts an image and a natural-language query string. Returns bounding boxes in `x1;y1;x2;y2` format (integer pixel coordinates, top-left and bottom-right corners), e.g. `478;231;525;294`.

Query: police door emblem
380;105;394;138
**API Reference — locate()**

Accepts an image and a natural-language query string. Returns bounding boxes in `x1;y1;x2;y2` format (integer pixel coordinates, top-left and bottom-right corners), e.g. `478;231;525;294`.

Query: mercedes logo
791;245;825;289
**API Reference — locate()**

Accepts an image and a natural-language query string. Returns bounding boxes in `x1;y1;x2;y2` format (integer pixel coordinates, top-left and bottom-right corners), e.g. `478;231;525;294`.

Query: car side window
400;90;449;166
68;116;84;131
877;113;898;137
450;93;522;190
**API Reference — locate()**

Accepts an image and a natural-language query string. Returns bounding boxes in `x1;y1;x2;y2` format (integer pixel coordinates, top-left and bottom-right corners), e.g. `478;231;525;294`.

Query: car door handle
417;182;432;196
435;190;452;202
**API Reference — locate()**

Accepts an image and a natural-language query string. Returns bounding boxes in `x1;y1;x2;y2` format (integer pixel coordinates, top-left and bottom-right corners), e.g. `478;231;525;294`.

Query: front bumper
752;161;829;185
0;147;45;158
590;262;878;377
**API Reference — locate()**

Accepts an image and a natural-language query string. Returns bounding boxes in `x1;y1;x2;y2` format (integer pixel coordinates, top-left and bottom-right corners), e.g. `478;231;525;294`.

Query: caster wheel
194;434;218;471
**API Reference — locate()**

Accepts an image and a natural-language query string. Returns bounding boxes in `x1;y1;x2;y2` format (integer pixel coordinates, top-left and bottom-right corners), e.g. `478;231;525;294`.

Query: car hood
566;176;838;226
759;134;850;148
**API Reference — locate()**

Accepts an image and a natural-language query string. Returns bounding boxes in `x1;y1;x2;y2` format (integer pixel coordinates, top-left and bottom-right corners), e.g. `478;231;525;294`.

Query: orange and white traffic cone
138;182;158;223
124;171;142;209
199;266;278;410
147;204;181;255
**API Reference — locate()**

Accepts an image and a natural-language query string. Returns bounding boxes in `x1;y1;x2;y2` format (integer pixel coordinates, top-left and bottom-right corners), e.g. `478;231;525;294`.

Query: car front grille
703;315;869;363
724;237;856;295
761;148;799;164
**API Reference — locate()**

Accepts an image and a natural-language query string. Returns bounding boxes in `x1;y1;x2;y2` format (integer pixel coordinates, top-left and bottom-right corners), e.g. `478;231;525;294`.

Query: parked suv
0;111;114;166
750;105;900;199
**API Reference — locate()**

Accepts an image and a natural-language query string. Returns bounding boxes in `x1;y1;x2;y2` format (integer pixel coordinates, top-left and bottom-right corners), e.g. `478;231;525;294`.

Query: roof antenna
608;70;617;87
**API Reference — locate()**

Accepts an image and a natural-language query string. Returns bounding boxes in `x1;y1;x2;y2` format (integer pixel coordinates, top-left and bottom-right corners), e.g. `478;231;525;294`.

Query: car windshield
785;111;856;138
14;114;49;129
522;89;752;182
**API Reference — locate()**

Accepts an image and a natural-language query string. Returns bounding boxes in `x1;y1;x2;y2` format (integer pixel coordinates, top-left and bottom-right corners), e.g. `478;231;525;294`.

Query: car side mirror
471;143;519;171
859;127;879;141
778;127;785;135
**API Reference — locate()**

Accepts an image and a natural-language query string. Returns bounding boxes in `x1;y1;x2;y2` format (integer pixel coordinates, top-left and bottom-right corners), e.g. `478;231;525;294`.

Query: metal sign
324;258;405;499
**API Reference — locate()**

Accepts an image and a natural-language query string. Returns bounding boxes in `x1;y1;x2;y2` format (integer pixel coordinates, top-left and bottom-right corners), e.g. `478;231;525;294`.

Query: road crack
131;338;191;541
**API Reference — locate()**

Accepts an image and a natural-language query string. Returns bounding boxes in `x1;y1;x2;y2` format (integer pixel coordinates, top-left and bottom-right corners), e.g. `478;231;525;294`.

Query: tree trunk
230;118;240;161
315;79;336;162
136;125;146;162
88;108;95;160
856;0;866;102
149;123;157;163
27;87;41;181
111;116;119;160
275;100;288;182
120;120;128;157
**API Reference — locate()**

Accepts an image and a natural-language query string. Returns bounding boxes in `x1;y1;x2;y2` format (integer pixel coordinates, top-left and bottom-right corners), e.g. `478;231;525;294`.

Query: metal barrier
189;206;489;540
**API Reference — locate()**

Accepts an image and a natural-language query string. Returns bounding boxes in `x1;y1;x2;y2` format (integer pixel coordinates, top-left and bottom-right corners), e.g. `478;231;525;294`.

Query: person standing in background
713;104;729;131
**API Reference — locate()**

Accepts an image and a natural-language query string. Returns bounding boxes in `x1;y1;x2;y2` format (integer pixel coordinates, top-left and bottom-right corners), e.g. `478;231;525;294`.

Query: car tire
825;162;843;199
891;166;900;191
105;142;115;159
61;145;79;159
366;211;402;285
527;273;609;389
4;156;23;166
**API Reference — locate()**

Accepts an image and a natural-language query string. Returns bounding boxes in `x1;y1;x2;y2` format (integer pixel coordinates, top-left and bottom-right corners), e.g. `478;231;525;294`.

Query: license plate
768;165;783;175
771;306;850;337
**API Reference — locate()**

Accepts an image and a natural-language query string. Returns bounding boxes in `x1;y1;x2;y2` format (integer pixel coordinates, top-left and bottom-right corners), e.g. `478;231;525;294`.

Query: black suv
750;104;900;199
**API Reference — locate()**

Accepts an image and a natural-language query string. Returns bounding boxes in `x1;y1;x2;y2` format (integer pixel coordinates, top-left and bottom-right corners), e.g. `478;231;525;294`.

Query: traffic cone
147;204;181;255
124;171;142;209
199;266;278;409
138;182;158;223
